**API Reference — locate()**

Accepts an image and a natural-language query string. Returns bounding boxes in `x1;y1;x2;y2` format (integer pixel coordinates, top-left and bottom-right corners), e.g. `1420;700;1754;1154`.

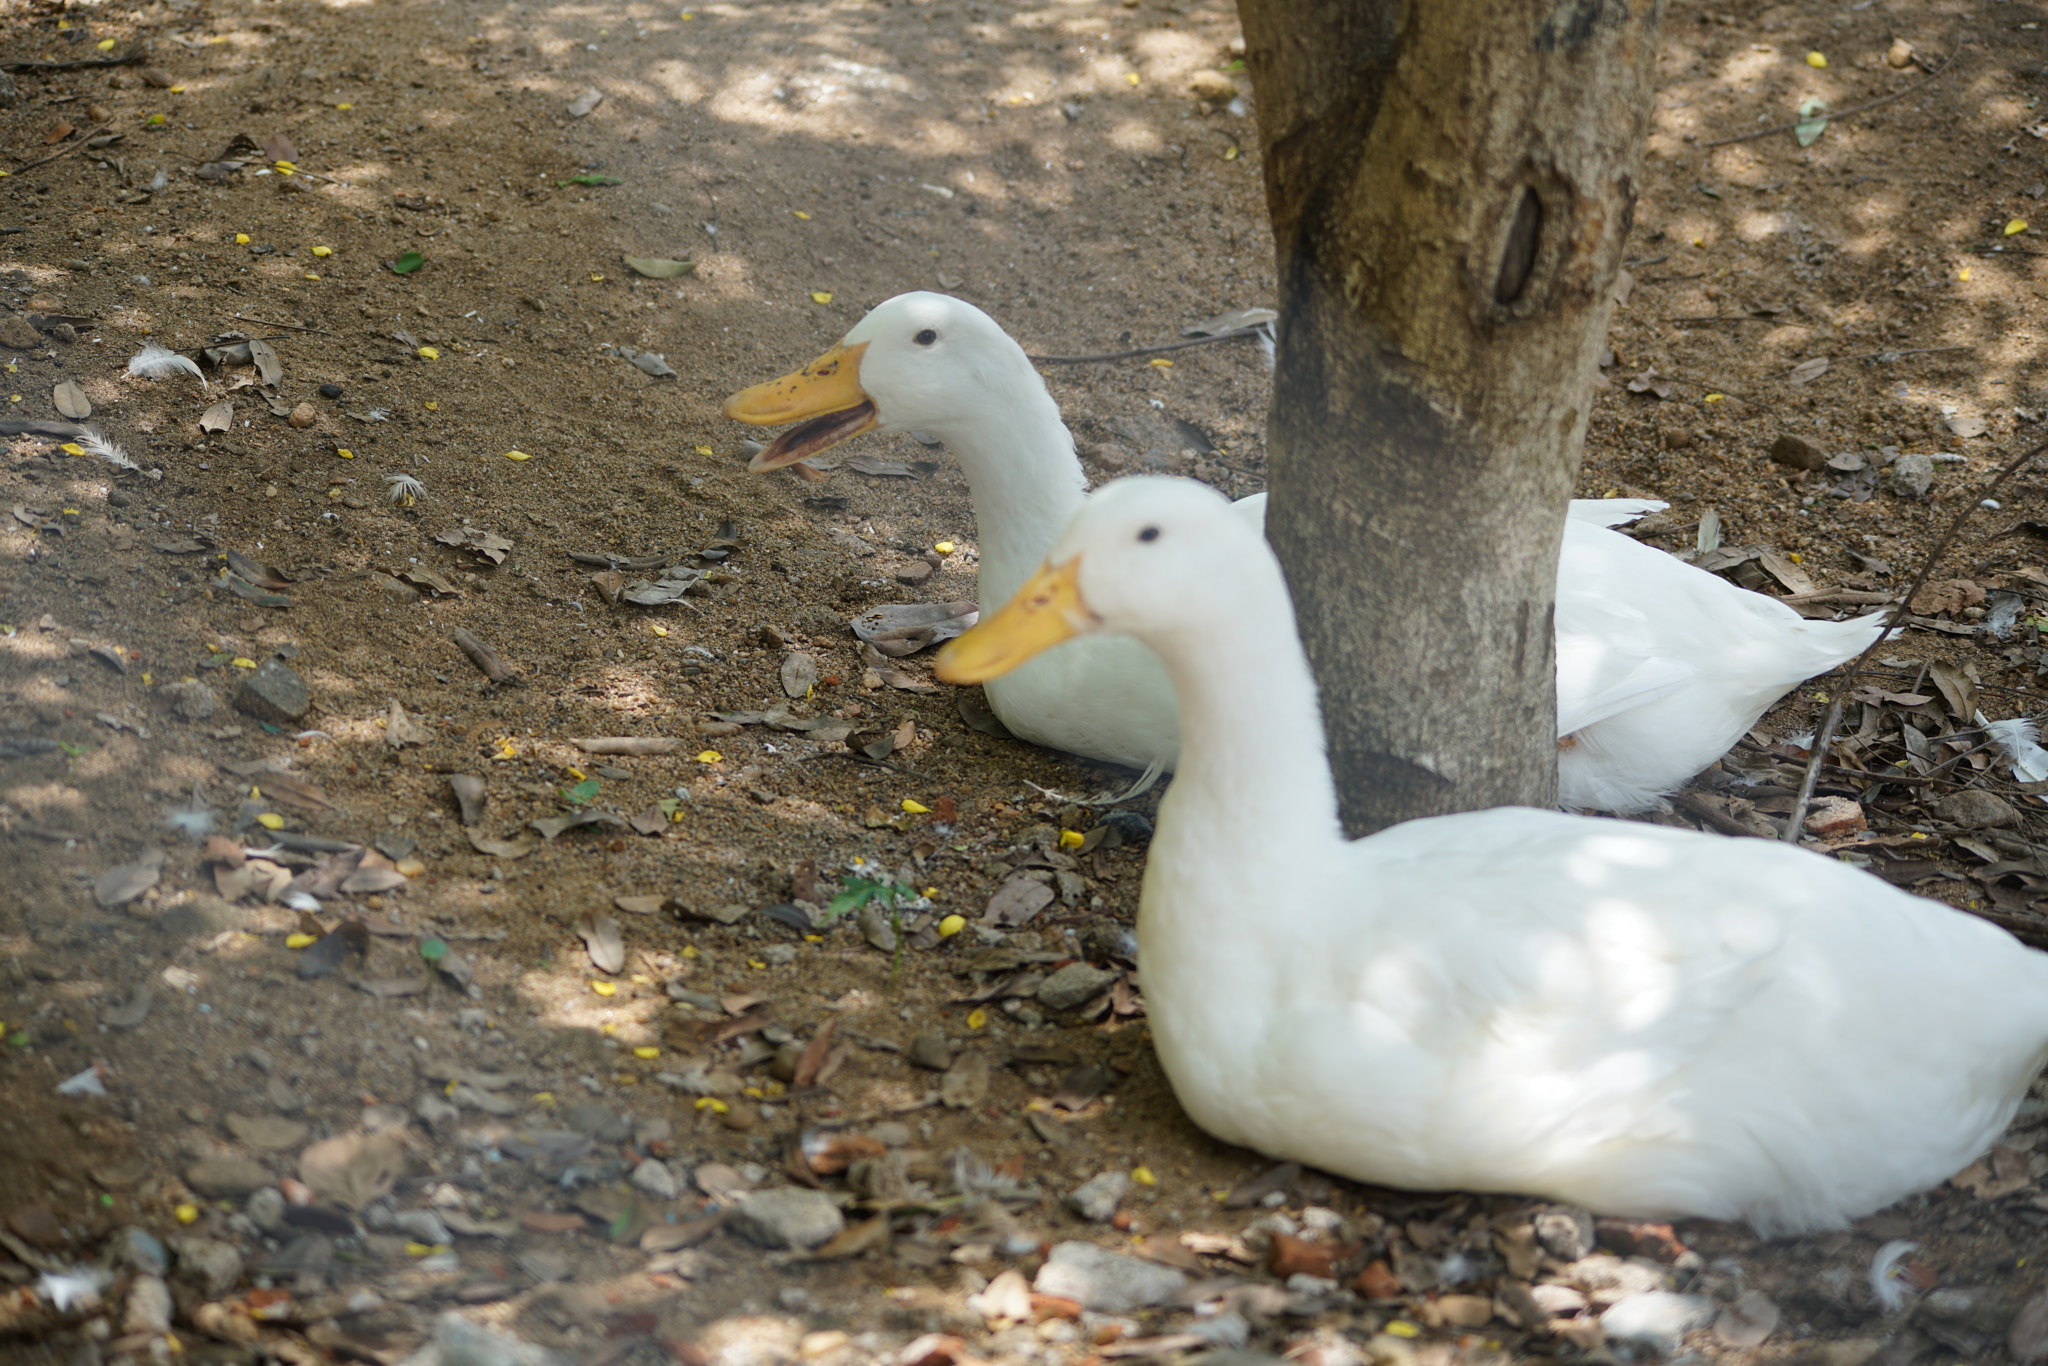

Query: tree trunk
1238;0;1660;834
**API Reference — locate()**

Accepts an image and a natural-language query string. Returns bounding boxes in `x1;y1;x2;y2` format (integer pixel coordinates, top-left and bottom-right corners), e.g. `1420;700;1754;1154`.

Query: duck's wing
1567;497;1668;529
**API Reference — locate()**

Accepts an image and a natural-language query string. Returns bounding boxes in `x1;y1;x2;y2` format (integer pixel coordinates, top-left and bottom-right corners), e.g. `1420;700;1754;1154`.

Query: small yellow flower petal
285;932;318;949
694;1096;729;1113
696;750;722;763
235;233;250;244
2008;219;2030;236
1385;1321;1421;1339
503;450;531;461
311;245;332;257
810;291;833;304
938;914;966;937
336;102;353;110
1960;267;1972;281
935;541;955;554
61;443;85;455
651;624;669;637
1805;50;1827;67
174;1203;199;1224
793;210;811;220
1131;1166;1157;1186
97;38;116;50
1704;393;1724;403
424;400;437;410
1148;357;1173;368
417;346;439;360
1059;829;1085;849
1223;146;1239;161
591;980;617;996
231;657;257;669
695;445;714;456
567;767;586;781
302;273;319;281
258;813;285;830
633;1046;660;1060
170;84;185;94
967;1008;987;1029
901;799;931;814
1126;71;1140;85
337;448;354;459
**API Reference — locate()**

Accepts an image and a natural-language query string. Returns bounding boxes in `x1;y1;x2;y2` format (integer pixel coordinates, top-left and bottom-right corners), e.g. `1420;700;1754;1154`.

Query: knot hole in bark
1494;185;1543;305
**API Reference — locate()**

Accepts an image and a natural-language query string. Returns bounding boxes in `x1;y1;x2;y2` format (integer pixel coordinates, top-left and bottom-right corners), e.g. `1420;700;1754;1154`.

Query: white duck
724;292;1882;812
935;476;2048;1234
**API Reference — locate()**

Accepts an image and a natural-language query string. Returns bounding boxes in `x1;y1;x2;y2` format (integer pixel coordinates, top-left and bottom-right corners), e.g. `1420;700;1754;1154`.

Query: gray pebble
1186;1311;1251;1348
631;1158;680;1201
1935;790;2020;830
907;1030;955;1071
414;1092;460;1130
114;1227;168;1276
1066;1171;1130;1223
730;1188;846;1250
1034;1240;1189;1313
1037;962;1118;1012
1885;451;1935;498
1600;1291;1717;1356
183;1157;272;1198
246;1188;286;1235
163;681;217;721
123;1274;173;1335
1534;1206;1596;1261
392;1210;452;1245
171;1236;242;1297
232;659;311;724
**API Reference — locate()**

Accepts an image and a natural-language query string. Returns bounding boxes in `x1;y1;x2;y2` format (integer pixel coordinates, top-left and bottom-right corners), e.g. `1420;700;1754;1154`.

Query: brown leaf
576;911;625;974
574;737;684;756
808;1213;891;1259
983;873;1054;928
45;121;75;145
52;380;91;420
384;700;428;748
792;1018;836;1089
199;400;233;433
1910;579;1988;616
261;132;299;164
450;774;487;825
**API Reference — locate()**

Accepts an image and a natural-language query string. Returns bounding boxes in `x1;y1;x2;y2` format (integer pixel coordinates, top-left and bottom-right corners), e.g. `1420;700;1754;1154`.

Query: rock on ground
1034;1240;1189;1313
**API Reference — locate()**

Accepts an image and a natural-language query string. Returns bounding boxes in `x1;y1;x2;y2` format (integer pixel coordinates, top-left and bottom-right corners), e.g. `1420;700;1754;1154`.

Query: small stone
1884;452;1934;498
318;383;343;399
895;560;933;586
246;1187;287;1234
1599;1291;1716;1356
1534;1206;1596;1261
7;1205;66;1249
2010;1286;2048;1362
184;1156;273;1198
50;323;77;344
164;679;218;721
1036;962;1118;1012
64;258;91;275
631;1158;680;1201
1066;1172;1131;1222
1887;37;1915;68
1187;69;1237;101
233;659;311;723
115;1227;169;1275
730;1188;846;1250
1803;795;1866;836
0;314;39;349
414;1092;461;1130
907;1030;954;1071
267;1077;308;1114
392;1209;451;1244
124;1274;174;1335
287;401;317;429
515;1247;572;1282
172;1236;243;1297
1715;1289;1782;1349
1034;1240;1189;1313
1935;790;2020;830
1083;442;1136;471
940;1051;989;1109
1768;433;1827;471
227;1114;308;1150
1661;428;1693;450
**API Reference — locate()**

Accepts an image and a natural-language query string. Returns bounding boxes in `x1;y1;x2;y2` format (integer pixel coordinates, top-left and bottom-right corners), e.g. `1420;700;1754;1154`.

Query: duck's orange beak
722;341;879;470
936;556;1094;683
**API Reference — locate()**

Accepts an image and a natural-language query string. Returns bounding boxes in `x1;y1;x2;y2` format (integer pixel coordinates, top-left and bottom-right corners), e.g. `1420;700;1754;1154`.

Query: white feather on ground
75;427;138;471
1985;714;2048;797
126;342;207;389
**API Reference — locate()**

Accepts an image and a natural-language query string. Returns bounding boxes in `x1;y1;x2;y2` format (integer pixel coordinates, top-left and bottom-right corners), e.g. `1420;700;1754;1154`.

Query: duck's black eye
914;328;938;346
1138;526;1161;543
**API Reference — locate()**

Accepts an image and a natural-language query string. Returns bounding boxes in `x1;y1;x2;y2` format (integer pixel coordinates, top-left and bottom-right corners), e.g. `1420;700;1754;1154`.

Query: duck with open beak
720;341;879;470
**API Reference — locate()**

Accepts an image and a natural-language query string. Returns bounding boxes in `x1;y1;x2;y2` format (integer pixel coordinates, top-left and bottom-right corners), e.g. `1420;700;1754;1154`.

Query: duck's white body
730;293;1883;812
940;478;2048;1235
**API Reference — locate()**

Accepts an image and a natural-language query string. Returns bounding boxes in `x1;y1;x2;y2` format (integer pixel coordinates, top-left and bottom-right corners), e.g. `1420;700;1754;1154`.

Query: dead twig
10;122;111;173
1784;436;2048;841
1703;33;1962;150
0;52;147;73
452;627;520;685
1028;326;1267;365
222;313;333;336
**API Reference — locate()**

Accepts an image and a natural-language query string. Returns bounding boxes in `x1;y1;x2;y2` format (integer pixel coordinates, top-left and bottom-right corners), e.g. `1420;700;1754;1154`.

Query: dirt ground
8;0;2048;1362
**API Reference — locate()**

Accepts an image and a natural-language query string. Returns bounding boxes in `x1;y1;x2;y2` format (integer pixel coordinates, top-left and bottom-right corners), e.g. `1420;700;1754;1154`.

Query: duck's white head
723;292;1043;470
937;476;1259;683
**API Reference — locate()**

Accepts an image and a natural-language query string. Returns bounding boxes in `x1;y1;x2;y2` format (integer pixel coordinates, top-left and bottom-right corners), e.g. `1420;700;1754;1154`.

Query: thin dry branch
1703;35;1961;150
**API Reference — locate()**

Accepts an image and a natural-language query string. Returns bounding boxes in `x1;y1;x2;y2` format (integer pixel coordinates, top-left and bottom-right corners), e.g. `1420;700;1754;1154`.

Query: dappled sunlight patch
1107;117;1164;155
0;630;71;662
5;782;91;820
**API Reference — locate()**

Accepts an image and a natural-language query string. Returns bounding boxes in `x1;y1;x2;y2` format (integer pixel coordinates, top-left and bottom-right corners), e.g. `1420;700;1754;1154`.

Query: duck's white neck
915;371;1087;608
1144;564;1344;850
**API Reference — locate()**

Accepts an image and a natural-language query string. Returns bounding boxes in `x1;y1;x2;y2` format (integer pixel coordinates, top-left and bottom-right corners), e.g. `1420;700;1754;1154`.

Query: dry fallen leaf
53;380;91;420
575;911;625;974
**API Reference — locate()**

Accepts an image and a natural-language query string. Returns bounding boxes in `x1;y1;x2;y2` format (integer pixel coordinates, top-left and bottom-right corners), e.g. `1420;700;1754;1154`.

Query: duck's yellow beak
936;556;1094;683
722;341;880;470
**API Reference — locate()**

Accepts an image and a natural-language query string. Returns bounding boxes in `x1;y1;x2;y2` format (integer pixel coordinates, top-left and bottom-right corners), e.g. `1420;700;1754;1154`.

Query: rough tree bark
1237;0;1661;834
